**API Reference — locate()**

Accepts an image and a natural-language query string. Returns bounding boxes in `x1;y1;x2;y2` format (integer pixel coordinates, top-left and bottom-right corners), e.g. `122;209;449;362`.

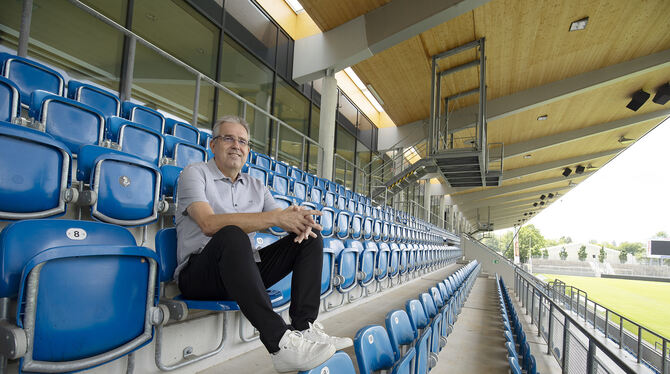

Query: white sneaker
271;330;335;373
302;321;353;350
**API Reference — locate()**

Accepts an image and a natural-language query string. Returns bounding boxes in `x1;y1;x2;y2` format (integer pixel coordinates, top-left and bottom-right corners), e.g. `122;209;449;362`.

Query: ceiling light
569;17;589;32
523;154;532;159
533;202;538;207
626;89;650;111
652;83;670;105
284;0;304;14
575;165;585;174
547;193;554;199
536;115;548;121
344;67;385;112
562;168;572;177
540;194;546;200
618;136;635;144
367;84;385;106
539;201;545;206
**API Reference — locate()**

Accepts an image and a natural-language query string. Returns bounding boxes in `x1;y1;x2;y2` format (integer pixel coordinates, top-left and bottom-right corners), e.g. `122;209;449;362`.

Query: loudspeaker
540;194;546;200
626;89;650;111
575;165;585;174
533;202;538;207
653;83;670;105
562;168;572;177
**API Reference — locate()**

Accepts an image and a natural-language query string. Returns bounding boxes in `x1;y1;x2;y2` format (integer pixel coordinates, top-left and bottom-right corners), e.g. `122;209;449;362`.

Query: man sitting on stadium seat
175;115;352;372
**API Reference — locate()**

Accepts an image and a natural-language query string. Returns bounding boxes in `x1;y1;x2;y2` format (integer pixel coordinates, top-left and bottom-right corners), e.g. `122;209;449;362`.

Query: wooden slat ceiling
299;0;670;229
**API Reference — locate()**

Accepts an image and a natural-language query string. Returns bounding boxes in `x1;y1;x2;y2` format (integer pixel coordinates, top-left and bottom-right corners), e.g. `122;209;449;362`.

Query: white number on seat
66;228;87;240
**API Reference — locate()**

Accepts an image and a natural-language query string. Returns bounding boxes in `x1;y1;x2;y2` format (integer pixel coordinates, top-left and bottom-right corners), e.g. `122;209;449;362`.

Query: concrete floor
199;265;520;374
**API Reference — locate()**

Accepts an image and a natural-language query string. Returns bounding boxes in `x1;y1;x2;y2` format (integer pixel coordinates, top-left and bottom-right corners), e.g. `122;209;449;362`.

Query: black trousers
178;225;324;353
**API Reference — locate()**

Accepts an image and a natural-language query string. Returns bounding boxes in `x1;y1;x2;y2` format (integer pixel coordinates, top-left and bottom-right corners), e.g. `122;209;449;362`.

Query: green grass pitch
537;274;670;343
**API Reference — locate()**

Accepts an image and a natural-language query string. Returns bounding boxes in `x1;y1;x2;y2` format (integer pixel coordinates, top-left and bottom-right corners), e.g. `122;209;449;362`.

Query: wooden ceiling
299;0;670;230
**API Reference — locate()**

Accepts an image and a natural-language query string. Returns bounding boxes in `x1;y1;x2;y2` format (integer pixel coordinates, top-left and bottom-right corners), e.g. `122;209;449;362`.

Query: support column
318;69;338;179
17;0;33;57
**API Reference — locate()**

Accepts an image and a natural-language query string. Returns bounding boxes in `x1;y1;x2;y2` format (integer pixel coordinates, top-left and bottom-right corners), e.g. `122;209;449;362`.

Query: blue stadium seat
77;145;162;226
199;130;212;149
373;241;390;287
268;194;293;235
336;194;346;210
0;53;64;106
160;165;182;199
0;219;158;373
255;233;293;311
121;101;165;134
385;309;416;362
272;159;289;175
334;209;352;240
247;164;269;185
372;218;382;241
30;90;105;154
387;243;401;282
67;80;120;118
391;346;416;374
163;134;207;168
350;213;363;240
354;325;395;374
164;118;200;144
355;240;376;291
0;76;20;122
0;122;72;220
319;207;335;238
405;299;429;334
292;180;309;201
321;238;339;302
288;165;303;181
107;116;164;165
253;152;272;169
323;190;336;207
326;238;360;309
269;171;290;195
362;216;373;240
297;351;356;374
303;172;317;186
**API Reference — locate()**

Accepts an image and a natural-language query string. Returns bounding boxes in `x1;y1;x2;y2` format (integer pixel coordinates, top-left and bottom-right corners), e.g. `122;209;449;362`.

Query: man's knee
212;225;251;252
304;230;323;251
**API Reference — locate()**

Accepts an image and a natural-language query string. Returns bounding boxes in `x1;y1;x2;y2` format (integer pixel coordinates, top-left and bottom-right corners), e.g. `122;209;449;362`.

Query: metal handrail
66;0;323;170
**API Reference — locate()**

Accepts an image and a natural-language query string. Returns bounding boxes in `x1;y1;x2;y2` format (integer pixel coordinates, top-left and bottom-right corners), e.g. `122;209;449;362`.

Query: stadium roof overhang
293;0;670;231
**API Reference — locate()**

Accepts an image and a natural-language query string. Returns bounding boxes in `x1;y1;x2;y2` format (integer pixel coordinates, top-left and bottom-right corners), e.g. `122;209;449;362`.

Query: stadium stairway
200;263;506;374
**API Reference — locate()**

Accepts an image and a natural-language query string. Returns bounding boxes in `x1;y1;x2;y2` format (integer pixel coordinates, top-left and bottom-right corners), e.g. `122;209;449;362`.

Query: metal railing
59;0;323;172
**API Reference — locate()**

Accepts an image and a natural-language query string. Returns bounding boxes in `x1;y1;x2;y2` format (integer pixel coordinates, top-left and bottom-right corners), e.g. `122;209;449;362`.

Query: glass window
356;141;370;195
337;92;357;129
358;114;375;150
273;78;310;166
336;125;355;163
224;0;277;67
306;105;320;175
132;43;199;122
0;0;127;93
132;0;219;79
276;31;290;79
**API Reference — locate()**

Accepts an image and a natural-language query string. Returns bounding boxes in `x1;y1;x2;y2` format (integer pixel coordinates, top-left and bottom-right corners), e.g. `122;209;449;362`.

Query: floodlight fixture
562;168;572;177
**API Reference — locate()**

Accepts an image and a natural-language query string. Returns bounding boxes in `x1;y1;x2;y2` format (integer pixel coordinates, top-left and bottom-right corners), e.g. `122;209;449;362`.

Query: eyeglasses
213;135;249;147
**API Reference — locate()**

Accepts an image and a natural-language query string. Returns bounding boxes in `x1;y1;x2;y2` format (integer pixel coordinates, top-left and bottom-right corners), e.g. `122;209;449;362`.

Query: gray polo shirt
174;158;281;280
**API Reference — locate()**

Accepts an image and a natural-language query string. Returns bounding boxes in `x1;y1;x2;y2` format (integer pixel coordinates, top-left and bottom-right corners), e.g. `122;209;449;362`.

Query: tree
542;248;549;259
589;239;598;244
578;245;587;261
617;242;645;255
655;231;669;238
559;247;568;260
598;246;607;263
559;236;572;244
618;250;628;264
481;235;502;252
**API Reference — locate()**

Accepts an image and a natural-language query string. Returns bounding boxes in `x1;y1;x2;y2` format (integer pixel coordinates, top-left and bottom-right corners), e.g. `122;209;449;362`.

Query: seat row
297;260;481;374
0;52;212;150
497;275;538;374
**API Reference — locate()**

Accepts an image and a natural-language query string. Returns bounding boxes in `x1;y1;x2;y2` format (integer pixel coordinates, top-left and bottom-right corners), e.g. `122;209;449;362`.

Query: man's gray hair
212;115;250;138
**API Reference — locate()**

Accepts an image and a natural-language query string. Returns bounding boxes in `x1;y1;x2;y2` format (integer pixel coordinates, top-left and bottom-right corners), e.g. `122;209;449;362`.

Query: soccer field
537;274;670;340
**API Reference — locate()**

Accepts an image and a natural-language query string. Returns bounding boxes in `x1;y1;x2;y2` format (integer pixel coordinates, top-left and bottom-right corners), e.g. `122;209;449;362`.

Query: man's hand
275;205;322;243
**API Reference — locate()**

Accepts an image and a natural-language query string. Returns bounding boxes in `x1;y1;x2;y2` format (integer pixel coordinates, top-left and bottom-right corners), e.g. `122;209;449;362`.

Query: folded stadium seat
385;309;417;362
356;201;365;215
106;116;164;165
291;179;309;201
30;90;105;154
354;325;415;374
153;229;283;370
269;170;290;195
0;53;65;107
362;215;373;240
381;221;390;242
345;189;353;200
385;242;400;286
255;233;294;312
334;209;352;240
67;80;120;118
350;239;376;300
325;180;337;193
247;164;269;185
297;351;356;374
364;204;372;217
303;172;317;186
323;189;336;207
0;76;20;122
324;237;360;311
199;129;212;149
346;198;356;213
0;219;159;373
315;177;327;190
253;151;272;169
0;122;72;220
374;241;390;290
336;194;346;210
405;244;416;278
288;165;303;181
76;145;162;226
267;193;293;235
350;213;363;240
320;238;341;304
164;118;200;145
429;287;448;346
508;356;522;374
336;184;346;196
389;223;397;242
163;134;207;168
272;159;289;175
319;207;335;237
159;164;182;215
121;101;165;134
405;299;432;374
308;184;324;205
372;218;382;241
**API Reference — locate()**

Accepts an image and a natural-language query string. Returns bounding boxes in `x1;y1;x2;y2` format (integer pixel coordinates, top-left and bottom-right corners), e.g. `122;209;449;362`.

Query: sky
495;116;670;245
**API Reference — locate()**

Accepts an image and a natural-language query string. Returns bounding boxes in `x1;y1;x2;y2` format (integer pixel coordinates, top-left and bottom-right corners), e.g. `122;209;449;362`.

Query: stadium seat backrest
30;90;105;154
375;242;390;279
67;80;120;118
164;134;207;168
430;287;444;308
405;299;429;332
199;130;212;149
336;195;346;210
160;165;182;198
0;219;158;372
0;53;64;106
270;172;290;195
414;328;431;374
0;122;72;220
292;180;308;201
107;117;163;165
324;190;335;207
319;207;335;237
121;101;165;134
254;233;291;308
248;165;269;185
335;210;351;239
350;213;363;239
253;152;272;169
0;76;20;122
303;172;316;186
337;240;360;290
288;166;303;181
298;351;356;374
309;185;323;204
420;293;438;318
77;145;161;226
273;159;288;175
268;194;293;235
354;325;395;374
363;216;373;240
357;240;376;285
165;118;200;144
385;309;417;361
